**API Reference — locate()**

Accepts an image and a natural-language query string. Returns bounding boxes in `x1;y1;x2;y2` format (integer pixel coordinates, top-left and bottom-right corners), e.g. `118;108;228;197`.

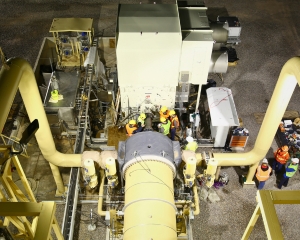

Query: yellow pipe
0;58;81;167
0;58;82;194
97;170;106;216
192;183;200;215
123;160;177;240
49;163;65;195
213;57;300;183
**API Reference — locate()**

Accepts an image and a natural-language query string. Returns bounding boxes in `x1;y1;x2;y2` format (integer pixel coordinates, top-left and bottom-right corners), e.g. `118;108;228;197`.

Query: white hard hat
292;158;299;164
186;137;194;143
262;158;268;164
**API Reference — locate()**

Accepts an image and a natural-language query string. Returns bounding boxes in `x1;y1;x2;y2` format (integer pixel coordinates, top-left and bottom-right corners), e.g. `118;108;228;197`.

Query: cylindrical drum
83;159;95;176
105;158;116;176
185;157;196;176
209;51;228;73
123;160;177;240
206;158;218;176
210;22;228;43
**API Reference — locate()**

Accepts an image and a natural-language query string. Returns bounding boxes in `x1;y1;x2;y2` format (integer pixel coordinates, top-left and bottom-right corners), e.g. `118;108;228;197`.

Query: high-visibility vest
171;116;179;129
256;165;272;181
275;149;290;164
185;141;198;152
285;163;298;178
138;116;145;127
126;124;137;136
161;120;171;135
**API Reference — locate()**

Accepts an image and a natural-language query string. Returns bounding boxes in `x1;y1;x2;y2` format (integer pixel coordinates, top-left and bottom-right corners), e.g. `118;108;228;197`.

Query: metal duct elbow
209;51;228;74
0;58;81;167
210;22;229;43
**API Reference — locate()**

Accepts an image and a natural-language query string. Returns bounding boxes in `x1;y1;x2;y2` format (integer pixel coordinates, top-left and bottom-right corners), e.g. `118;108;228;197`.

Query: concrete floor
1;0;300;239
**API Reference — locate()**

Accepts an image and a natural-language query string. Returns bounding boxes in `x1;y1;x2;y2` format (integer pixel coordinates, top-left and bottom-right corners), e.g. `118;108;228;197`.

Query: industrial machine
3;1;300;240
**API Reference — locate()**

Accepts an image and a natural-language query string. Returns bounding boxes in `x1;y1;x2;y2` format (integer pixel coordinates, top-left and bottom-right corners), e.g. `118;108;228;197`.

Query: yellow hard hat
129;120;136;125
160;106;168;112
160;117;167;123
169;110;176;115
281;145;288;151
140;113;146;119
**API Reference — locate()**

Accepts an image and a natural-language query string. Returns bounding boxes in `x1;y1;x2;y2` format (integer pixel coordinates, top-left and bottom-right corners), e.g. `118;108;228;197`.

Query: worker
277;158;299;189
126;120;137;137
134;113;146;133
185;136;198;152
158;117;171;136
255;158;272;190
273;145;290;175
169;110;179;141
159;106;170;119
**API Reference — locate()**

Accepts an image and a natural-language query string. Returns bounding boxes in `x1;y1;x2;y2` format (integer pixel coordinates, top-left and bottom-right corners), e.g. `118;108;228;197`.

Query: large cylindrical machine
119;132;181;240
123;161;176;239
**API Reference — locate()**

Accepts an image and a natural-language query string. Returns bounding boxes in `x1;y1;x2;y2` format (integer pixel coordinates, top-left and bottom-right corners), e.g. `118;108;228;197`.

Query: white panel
180;32;213;85
207;87;239;126
117;32;181;87
207;87;239;147
191;47;207;84
214;126;229;147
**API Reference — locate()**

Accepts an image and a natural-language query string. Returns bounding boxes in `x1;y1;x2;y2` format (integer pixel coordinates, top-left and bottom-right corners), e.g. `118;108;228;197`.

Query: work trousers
257;181;266;190
273;161;284;175
278;175;290;189
170;128;176;141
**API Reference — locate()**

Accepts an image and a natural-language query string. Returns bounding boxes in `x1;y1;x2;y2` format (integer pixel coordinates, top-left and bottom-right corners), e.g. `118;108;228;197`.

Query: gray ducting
209;51;228;73
210;22;229;43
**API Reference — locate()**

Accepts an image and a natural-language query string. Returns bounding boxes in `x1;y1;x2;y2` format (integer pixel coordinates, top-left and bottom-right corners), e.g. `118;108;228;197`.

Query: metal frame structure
49;18;93;67
0;155;63;239
0;202;63;240
242;190;300;240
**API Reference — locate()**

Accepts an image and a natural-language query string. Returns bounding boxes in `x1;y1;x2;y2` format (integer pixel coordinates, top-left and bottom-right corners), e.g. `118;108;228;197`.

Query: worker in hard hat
159;106;170;119
134;113;146;133
277;158;299;189
169;110;179;141
255;158;272;190
273;145;290;175
185;136;198;152
126;120;137;137
158;117;171;136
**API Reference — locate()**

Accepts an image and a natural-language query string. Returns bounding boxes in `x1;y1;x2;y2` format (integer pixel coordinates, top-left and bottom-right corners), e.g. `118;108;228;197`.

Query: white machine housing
116;4;215;116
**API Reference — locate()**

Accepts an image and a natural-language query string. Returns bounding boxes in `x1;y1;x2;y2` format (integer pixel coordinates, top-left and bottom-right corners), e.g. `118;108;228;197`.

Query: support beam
0;202;42;216
241;205;261;240
34;202;57;240
242;190;300;239
258;190;283;240
0;202;63;240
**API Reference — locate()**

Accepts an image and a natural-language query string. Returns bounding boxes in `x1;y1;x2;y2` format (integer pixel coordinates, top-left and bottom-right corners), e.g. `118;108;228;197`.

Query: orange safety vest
256;165;272;181
274;149;290;164
126;124;137;136
171;116;179;129
160;110;170;119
